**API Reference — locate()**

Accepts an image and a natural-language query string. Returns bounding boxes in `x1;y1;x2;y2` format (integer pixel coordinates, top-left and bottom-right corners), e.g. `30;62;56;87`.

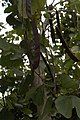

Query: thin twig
40;52;54;82
54;0;68;8
51;0;56;5
2;94;5;107
34;71;44;81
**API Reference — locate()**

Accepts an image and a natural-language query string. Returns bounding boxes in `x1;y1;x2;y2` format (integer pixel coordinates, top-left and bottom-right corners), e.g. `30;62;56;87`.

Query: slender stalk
40;52;54;82
2;93;5;107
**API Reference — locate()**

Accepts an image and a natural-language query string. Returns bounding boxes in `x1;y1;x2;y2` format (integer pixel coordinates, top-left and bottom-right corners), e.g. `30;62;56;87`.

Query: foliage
0;0;80;119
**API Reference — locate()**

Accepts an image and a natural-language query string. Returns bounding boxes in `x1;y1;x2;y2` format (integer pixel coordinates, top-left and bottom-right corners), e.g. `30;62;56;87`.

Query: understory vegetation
0;0;80;119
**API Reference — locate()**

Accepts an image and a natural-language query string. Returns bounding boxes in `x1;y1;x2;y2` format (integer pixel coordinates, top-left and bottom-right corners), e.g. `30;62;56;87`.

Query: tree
0;0;80;119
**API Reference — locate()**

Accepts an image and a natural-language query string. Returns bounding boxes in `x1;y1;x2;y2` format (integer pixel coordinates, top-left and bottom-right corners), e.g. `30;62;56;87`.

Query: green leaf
59;74;78;90
25;87;37;101
55;95;72;118
12;68;23;76
19;74;34;95
42;97;53;115
71;46;80;53
23;107;32;115
0;108;14;120
39;115;51;120
40;36;49;47
0;54;23;68
75;51;80;60
17;0;28;18
32;85;44;106
71;0;80;12
63;59;74;71
0;39;11;51
10;49;23;60
4;5;17;13
72;96;80;118
32;0;46;14
39;97;55;120
6;98;14;110
6;13;22;26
